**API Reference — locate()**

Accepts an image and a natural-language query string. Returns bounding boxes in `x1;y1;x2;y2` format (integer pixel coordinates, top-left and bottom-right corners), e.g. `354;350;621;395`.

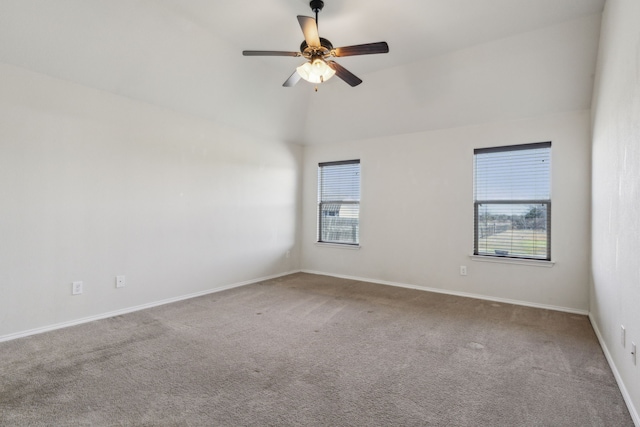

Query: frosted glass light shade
296;58;336;84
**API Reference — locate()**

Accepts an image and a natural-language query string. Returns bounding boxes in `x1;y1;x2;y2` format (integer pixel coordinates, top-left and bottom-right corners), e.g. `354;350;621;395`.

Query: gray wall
590;0;640;422
0;63;302;339
301;111;592;313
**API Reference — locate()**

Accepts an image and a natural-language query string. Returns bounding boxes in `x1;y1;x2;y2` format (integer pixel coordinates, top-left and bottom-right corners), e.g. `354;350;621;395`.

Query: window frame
317;159;361;246
473;142;551;261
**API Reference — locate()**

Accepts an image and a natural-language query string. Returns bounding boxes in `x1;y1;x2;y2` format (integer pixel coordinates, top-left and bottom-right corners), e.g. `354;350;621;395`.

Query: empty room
1;0;638;425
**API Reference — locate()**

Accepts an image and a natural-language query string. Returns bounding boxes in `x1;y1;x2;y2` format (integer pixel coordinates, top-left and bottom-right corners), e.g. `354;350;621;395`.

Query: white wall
590;0;640;422
302;111;592;313
0;63;302;339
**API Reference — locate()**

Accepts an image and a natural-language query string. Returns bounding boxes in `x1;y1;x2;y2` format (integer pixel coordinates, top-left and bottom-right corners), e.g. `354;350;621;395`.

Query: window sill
470;254;554;267
315;242;361;250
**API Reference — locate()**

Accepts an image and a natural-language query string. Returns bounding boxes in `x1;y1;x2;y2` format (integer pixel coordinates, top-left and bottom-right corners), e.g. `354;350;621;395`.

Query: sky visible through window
319;163;360;202
474;148;550;214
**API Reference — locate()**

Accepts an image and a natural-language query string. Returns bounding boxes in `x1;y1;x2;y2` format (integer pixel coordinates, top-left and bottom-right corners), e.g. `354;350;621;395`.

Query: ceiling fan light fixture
296;57;335;84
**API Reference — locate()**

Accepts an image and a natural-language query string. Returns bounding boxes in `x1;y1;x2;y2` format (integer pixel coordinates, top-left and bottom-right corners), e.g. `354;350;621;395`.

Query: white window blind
474;142;551;260
318;160;360;245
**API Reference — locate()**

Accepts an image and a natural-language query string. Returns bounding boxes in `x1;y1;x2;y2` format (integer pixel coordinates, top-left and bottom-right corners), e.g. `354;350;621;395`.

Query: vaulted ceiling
0;0;605;145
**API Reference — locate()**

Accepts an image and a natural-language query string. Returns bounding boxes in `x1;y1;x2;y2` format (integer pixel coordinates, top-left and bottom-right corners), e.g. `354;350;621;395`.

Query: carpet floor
0;273;633;426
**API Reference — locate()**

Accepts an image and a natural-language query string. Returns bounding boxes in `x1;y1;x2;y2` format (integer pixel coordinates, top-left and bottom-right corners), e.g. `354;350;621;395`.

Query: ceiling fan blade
243;50;300;57
327;61;362;87
333;42;389;57
297;16;321;48
283;70;302;87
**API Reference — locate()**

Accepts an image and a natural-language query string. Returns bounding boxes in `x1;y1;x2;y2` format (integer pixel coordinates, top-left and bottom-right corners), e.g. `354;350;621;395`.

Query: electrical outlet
285;251;290;259
116;275;126;288
632;342;637;365
621;325;626;347
460;266;467;276
72;281;83;295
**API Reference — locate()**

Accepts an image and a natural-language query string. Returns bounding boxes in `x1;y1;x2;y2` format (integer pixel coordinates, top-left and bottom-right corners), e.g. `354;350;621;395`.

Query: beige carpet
0;273;632;426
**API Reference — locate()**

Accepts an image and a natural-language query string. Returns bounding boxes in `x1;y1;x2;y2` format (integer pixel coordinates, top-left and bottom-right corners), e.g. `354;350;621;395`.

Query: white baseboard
300;270;589;315
589;314;640;427
0;270;301;343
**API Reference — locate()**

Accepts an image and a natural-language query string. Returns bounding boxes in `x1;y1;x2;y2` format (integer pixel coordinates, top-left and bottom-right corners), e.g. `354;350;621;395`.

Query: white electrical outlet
286;251;290;259
621;325;626;347
460;266;467;276
632;342;637;366
72;281;83;295
116;275;126;288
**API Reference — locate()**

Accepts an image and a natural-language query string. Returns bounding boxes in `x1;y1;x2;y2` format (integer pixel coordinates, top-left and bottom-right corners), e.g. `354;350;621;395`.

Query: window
318;160;360;245
474;142;551;261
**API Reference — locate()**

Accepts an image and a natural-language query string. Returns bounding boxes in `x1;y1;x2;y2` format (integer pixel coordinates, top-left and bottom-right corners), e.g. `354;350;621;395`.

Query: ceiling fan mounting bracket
309;0;324;13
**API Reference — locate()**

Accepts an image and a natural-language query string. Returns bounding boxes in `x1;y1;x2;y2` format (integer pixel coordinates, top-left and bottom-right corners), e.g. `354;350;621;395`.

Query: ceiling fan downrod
310;0;324;26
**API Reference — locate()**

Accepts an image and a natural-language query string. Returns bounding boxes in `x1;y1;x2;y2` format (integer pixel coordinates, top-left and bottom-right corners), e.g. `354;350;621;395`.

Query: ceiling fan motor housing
300;38;334;58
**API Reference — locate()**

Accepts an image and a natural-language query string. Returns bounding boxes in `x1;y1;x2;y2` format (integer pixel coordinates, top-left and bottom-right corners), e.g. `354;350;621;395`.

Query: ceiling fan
242;0;389;88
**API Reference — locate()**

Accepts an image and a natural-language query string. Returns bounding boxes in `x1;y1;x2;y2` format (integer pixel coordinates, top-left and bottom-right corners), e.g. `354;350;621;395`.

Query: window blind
318;160;360;245
474;142;551;260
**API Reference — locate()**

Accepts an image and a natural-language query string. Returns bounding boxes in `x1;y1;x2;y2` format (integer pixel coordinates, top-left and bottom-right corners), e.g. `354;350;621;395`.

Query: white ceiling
0;0;605;145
